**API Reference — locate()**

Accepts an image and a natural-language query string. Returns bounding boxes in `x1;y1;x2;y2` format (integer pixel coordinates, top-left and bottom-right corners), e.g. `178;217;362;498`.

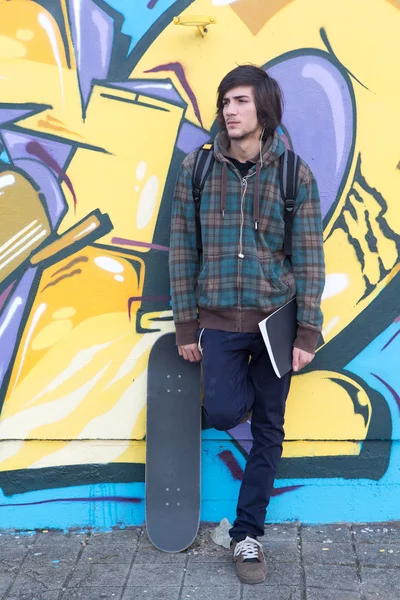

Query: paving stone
304;563;359;591
133;543;186;565
0;544;31;571
353;523;400;545
301;525;352;543
87;530;140;550
364;594;400;600
0;572;15;597
0;533;38;548
127;564;185;587
82;530;139;565
260;540;301;564
181;586;240;600
68;562;130;588
34;532;87;551
261;524;299;542
7;593;61;600
184;562;235;586
360;566;400;595
187;530;231;562
243;585;301;599
122;588;180;600
8;551;75;595
63;587;123;599
306;589;361;600
136;531;156;548
356;543;400;567
25;545;78;565
262;561;302;587
2;524;399;600
17;543;78;589
302;541;355;565
8;572;68;596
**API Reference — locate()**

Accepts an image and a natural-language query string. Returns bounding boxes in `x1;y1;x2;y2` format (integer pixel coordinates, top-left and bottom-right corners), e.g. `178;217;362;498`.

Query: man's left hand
292;347;314;373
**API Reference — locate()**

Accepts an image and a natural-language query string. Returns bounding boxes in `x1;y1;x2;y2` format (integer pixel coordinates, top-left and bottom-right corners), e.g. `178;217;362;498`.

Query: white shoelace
234;536;263;560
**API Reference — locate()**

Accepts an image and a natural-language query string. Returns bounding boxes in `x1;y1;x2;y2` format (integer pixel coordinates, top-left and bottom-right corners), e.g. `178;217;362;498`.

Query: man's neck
228;134;261;163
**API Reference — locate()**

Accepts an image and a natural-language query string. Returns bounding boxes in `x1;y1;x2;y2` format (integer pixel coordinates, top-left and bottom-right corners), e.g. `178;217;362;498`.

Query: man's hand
292;347;314;373
178;343;202;363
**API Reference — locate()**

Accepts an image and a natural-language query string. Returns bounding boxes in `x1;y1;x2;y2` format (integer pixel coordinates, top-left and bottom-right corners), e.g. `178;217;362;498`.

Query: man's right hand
178;343;202;362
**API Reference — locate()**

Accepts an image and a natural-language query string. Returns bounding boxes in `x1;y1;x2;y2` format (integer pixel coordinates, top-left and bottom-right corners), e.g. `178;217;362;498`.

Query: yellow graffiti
0;169;51;282
0;245;173;471
0;0;399;477
130;0;400;453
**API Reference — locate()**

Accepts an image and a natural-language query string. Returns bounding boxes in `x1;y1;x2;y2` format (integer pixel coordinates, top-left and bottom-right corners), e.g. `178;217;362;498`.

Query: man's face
222;85;262;141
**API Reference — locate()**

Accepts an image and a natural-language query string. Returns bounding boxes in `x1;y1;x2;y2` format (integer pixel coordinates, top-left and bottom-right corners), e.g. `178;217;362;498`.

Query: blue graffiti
0;145;10;164
105;0;177;53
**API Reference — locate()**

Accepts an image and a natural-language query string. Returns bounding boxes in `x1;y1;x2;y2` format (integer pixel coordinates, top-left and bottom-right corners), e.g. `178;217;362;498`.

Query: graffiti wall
0;0;399;530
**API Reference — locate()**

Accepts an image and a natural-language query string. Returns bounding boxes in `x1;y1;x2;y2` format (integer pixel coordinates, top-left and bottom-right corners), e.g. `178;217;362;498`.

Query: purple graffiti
145;62;203;127
218;450;244;481
177;121;210;154
1;130;69;227
1;129;72;170
26;141;77;213
271;485;303;497
0;282;15;313
0;268;37;391
106;79;185;106
112;237;169;252
0;496;142;509
147;0;160;7
14;158;67;228
381;329;400;351
268;55;354;219
372;373;400;411
218;450;304;496
0;105;51;127
65;0;114;116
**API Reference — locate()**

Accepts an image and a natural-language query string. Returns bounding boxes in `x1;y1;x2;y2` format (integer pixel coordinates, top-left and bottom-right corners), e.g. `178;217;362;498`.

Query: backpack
192;143;299;258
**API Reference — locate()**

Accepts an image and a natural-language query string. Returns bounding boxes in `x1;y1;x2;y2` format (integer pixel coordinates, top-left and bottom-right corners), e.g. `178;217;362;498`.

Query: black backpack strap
192;143;215;255
280;149;300;257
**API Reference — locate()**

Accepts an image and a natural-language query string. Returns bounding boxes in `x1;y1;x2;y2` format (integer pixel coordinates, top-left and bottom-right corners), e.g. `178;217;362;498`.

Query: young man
169;65;325;584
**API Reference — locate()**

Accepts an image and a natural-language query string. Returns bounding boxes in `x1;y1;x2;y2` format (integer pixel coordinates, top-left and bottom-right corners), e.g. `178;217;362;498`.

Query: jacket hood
213;129;286;166
212;129;287;229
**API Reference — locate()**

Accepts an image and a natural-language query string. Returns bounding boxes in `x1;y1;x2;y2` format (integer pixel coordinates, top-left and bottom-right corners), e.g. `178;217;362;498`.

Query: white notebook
258;298;297;378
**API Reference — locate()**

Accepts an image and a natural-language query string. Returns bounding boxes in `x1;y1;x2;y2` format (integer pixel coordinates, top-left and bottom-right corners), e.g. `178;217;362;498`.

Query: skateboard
146;333;201;552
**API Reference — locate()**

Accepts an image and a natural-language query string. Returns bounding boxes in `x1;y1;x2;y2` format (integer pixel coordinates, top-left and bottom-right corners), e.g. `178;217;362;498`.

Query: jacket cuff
175;321;199;346
293;325;321;354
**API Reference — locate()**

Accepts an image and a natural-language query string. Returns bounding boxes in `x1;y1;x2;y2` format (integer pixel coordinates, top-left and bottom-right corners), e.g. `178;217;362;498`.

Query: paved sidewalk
0;523;399;600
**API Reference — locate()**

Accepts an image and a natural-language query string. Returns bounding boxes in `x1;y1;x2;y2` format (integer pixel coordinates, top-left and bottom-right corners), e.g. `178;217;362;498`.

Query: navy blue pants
201;329;292;539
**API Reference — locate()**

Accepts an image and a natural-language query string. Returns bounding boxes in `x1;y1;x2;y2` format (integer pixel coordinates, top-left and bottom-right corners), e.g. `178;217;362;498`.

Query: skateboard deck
146;333;201;552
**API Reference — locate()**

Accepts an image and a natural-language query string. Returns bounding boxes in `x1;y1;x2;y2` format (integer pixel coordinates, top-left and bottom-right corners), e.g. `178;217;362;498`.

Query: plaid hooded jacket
169;130;325;354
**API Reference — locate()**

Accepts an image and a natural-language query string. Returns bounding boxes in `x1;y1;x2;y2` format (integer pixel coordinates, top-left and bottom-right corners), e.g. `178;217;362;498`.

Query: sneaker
232;536;267;584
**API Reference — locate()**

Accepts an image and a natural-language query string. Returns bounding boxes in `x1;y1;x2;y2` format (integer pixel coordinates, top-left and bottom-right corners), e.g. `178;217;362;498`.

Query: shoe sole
236;572;267;584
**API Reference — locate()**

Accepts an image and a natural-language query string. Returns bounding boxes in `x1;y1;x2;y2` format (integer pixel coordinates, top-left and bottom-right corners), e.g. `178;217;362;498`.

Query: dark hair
216;65;283;136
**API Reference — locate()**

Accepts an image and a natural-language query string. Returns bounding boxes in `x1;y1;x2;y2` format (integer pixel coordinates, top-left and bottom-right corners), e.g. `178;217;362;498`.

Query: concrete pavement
0;522;399;599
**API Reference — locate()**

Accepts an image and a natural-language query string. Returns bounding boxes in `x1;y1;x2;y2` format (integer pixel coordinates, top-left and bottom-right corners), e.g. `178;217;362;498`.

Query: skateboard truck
173;15;217;38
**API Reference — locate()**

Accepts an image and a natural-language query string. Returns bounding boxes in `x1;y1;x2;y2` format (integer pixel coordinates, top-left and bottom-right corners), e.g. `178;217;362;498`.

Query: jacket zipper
238;178;247;259
229;167;256;260
231;167;256;319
